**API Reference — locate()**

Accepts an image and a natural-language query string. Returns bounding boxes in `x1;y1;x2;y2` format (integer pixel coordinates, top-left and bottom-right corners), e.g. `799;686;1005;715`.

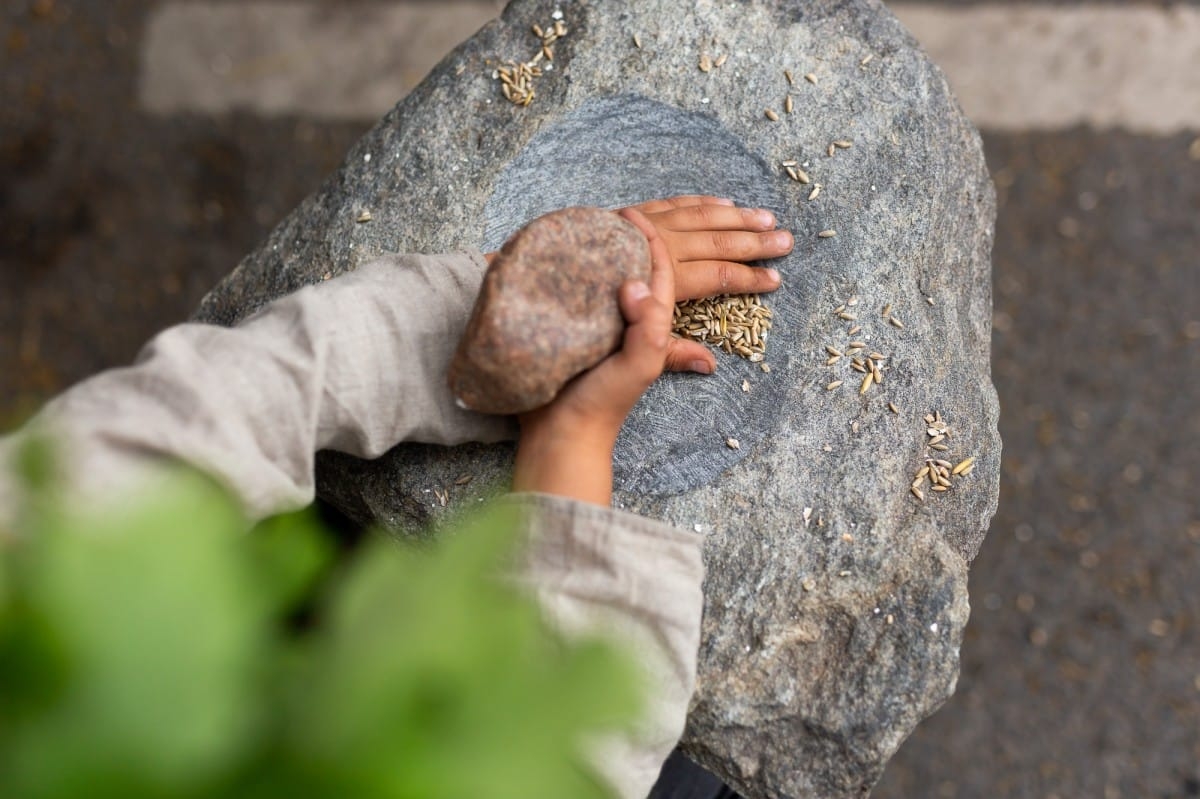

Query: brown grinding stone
448;206;651;415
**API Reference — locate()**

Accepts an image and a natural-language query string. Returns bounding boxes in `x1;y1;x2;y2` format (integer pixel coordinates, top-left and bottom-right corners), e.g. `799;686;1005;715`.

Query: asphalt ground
2;2;1198;797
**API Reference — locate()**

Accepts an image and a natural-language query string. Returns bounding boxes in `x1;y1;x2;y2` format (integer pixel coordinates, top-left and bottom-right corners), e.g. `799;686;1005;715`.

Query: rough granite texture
449;206;649;414
194;1;999;797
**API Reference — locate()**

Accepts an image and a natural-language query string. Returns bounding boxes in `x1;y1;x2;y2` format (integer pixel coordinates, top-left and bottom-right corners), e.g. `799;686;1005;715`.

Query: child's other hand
624;195;792;301
511;208;680;506
623;195;791;375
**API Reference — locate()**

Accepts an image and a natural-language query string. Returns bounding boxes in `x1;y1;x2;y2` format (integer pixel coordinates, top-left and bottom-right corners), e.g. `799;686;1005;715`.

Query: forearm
0;252;516;522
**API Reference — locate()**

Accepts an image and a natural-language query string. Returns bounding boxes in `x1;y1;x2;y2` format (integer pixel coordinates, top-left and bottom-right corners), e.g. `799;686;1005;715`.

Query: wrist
512;414;617;506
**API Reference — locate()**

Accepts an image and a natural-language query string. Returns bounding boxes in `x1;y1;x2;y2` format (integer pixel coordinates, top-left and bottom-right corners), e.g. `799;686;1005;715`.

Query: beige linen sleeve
0;252;515;521
0;251;706;799
505;493;705;799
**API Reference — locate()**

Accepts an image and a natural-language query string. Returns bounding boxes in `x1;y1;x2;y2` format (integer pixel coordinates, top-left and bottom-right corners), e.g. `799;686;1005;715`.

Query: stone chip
448;207;649;414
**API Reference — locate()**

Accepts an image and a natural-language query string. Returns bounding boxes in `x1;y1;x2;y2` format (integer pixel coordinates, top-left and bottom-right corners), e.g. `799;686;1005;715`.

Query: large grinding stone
194;1;1000;796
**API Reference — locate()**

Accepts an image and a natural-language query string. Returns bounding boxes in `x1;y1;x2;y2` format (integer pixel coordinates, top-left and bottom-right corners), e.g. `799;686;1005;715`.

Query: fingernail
772;230;794;248
714;198;735;206
765;268;781;284
755;210;776;227
690;360;714;374
627;281;651;300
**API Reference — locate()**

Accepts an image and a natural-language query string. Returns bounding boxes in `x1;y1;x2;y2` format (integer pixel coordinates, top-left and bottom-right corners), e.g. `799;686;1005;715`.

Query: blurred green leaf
245;508;333;617
2;471;268;798
286;504;641;799
1;469;641;799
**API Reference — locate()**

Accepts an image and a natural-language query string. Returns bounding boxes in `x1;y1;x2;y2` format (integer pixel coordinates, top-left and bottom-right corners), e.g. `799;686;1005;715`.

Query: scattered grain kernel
826;380;843;390
765;108;780;121
818;229;837;238
356;210;373;223
804;72;817;84
726;437;741;450
888;402;899;414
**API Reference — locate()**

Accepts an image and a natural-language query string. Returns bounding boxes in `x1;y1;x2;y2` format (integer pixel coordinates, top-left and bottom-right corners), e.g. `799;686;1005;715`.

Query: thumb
664;337;717;375
601;280;670;391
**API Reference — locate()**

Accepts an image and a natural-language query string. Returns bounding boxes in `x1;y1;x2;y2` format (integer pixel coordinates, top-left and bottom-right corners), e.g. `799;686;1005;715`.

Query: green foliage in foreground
0;446;640;799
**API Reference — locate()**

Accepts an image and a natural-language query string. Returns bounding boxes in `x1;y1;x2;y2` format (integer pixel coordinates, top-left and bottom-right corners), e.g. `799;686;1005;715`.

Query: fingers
618;208;674;305
669;228;794;264
676;260;783;301
645;203;778;233
627;195;735;215
664;337;717;374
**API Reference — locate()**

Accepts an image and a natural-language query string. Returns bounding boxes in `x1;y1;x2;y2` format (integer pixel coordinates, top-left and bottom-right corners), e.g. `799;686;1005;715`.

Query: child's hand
510;198;791;505
624;195;791;374
623;195;791;300
511;208;679;506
